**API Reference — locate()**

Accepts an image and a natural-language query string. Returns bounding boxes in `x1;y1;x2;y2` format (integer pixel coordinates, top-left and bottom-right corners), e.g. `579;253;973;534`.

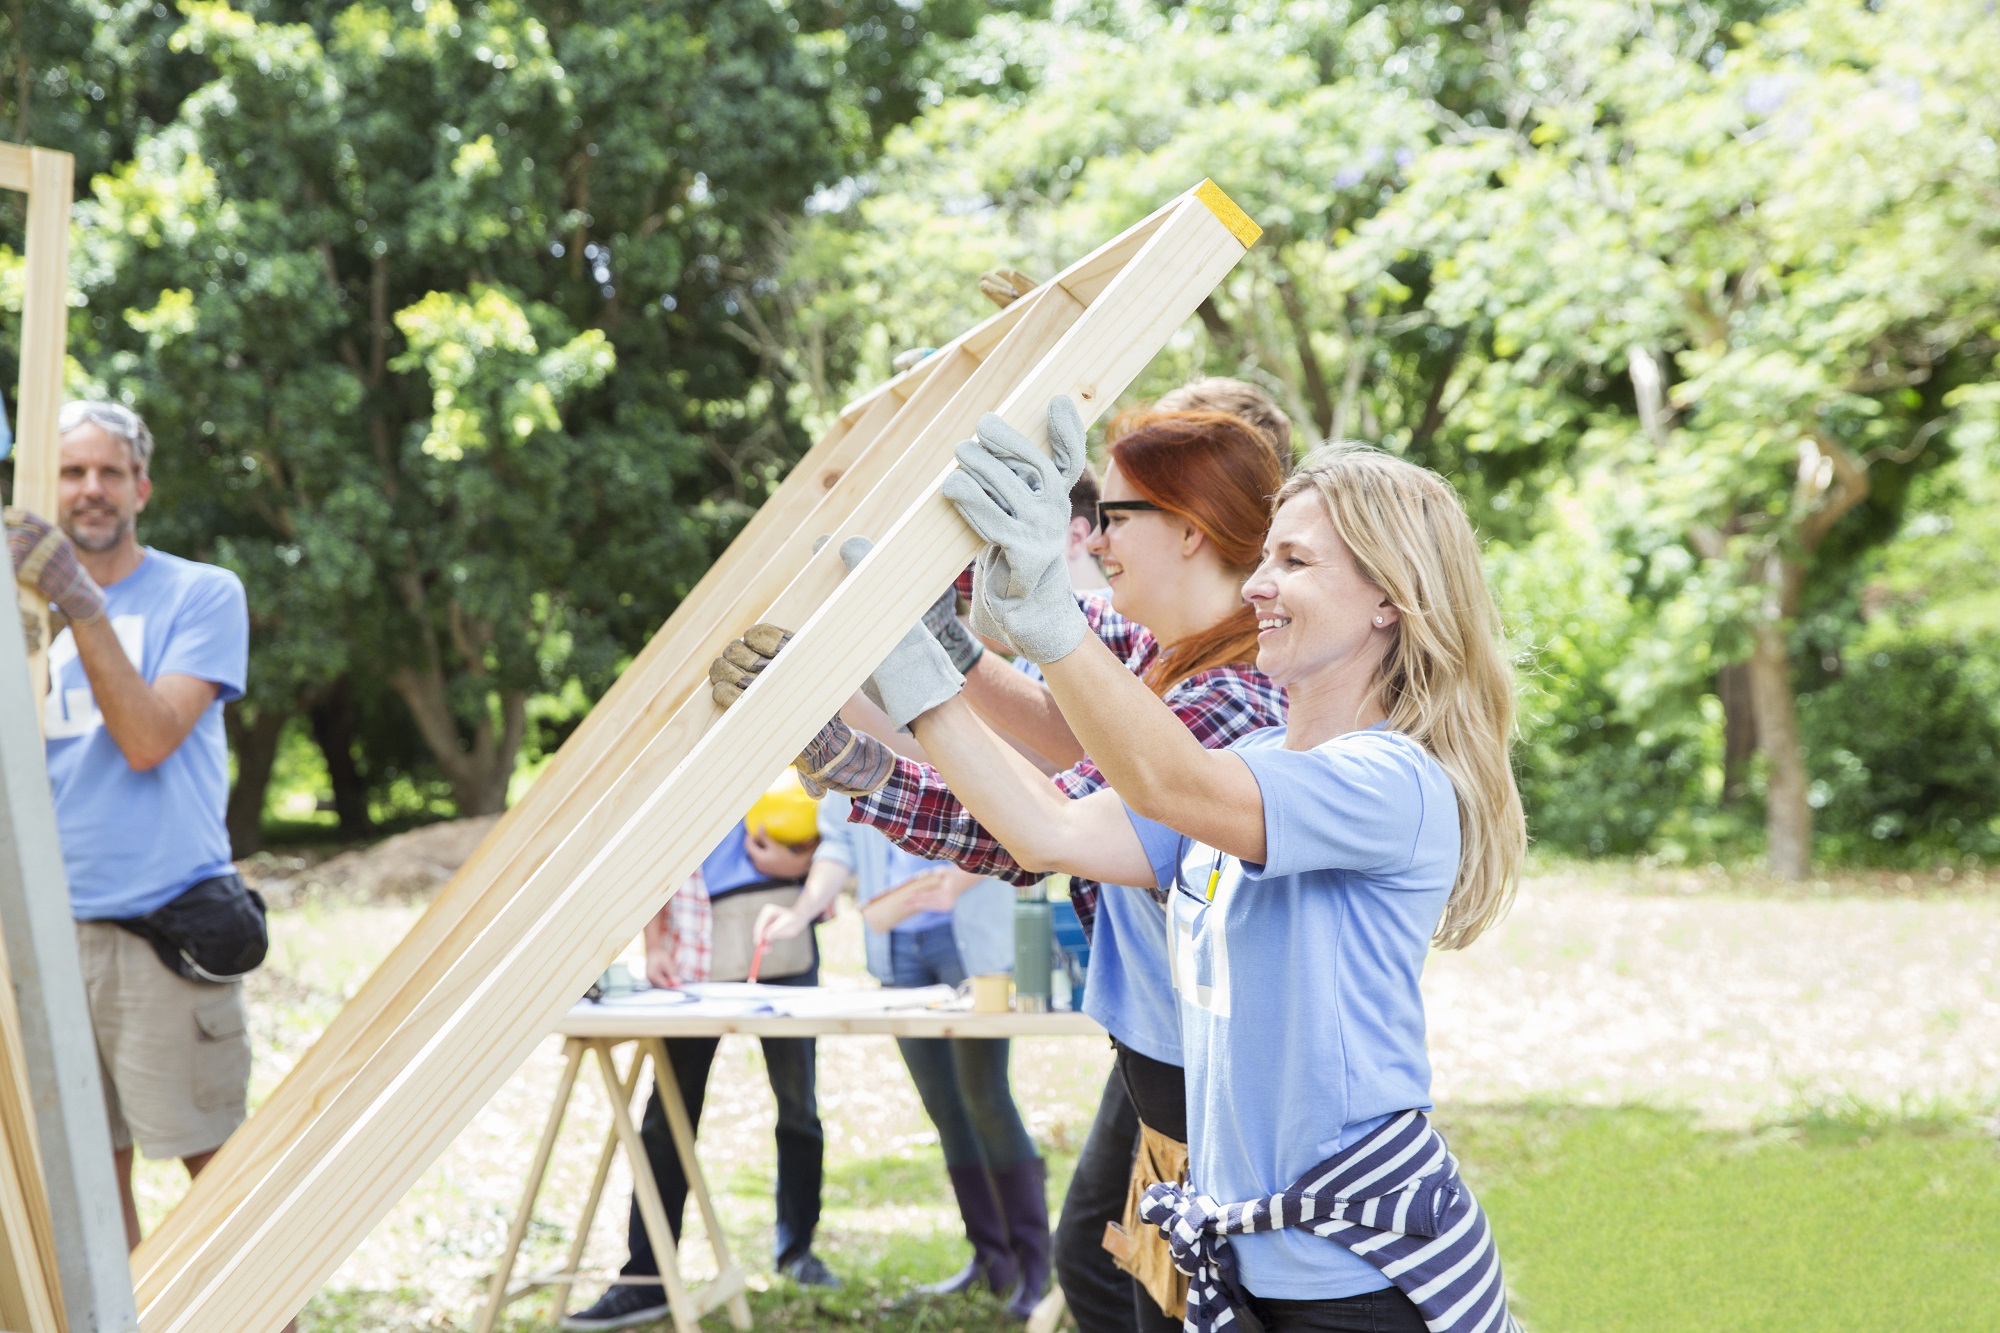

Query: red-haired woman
712;410;1288;1330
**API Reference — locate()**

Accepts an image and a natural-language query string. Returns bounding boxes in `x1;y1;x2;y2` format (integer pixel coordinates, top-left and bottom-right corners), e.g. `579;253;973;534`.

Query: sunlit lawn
124;855;1997;1332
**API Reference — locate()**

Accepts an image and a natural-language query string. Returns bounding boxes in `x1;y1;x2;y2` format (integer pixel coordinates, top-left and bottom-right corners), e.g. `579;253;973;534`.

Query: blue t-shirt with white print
1123;725;1458;1300
45;549;247;920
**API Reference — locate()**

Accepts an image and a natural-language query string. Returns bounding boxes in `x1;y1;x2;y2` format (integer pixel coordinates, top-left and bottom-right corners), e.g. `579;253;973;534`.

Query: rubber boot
916;1163;1020;1297
992;1158;1052;1320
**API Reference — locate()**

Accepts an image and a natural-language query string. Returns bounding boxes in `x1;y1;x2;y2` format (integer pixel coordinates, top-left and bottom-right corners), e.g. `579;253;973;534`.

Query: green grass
1446;1104;2000;1331
357;1107;2000;1333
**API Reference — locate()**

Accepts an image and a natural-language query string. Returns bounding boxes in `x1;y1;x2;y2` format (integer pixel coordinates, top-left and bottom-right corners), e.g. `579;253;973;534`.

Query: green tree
54;0;981;834
1354;0;2000;874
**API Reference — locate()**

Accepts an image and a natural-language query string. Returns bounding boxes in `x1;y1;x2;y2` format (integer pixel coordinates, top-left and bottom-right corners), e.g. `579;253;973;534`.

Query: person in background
562;804;838;1332
7;402;264;1258
754;795;1049;1316
1156;377;1293;460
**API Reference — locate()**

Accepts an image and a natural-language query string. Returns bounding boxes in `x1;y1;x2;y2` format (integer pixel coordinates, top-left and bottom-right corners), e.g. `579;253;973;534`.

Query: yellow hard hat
746;768;820;847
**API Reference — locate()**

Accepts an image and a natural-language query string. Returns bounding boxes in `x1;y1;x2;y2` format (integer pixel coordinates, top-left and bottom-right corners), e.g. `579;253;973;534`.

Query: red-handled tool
747;937;769;985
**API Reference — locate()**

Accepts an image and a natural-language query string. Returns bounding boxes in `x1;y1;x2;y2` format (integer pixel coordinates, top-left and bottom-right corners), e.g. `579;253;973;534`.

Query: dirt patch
241;815;500;907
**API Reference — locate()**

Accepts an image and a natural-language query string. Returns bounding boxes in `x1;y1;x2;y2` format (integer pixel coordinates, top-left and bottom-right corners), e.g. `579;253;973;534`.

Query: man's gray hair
58;400;156;473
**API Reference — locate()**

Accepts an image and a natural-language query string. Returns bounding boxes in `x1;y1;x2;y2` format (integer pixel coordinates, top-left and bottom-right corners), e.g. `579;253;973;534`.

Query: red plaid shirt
849;593;1287;936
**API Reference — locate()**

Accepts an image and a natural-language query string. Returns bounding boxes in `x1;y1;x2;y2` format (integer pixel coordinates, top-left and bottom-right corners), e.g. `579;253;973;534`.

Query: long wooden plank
132;198;1174;1293
0;142;71;1331
137;182;1252;1333
16;149;71;707
0;931;63;1333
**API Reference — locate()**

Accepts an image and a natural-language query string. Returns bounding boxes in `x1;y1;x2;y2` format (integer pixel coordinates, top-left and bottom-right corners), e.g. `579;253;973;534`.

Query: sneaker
558;1282;670;1330
778;1251;842;1289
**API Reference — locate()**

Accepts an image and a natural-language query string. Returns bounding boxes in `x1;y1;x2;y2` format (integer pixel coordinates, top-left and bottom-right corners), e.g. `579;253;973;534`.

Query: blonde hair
1275;444;1524;950
1155;377;1293;460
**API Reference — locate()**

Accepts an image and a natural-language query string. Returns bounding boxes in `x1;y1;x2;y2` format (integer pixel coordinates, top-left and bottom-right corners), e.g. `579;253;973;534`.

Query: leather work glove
922;583;984;674
979;268;1038;309
6;508;106;626
836;537;965;729
709;622;896;798
940;396;1090;664
708;623;792;707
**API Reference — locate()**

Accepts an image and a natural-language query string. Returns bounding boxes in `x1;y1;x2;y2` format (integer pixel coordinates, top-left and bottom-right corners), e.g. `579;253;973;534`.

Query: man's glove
6;508;105;625
708;621;895;798
940;397;1090;664
836;537;965;729
979;268;1038;309
708;623;792;707
923;584;984;674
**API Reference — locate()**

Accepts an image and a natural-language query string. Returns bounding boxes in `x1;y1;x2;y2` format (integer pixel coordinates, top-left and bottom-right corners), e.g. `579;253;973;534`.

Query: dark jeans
1244;1288;1426;1333
888;923;1037;1169
623;966;824;1275
1053;1061;1181;1333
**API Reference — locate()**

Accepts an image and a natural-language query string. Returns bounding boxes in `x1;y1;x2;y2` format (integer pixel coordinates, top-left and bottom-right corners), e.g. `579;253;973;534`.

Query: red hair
1104;410;1284;693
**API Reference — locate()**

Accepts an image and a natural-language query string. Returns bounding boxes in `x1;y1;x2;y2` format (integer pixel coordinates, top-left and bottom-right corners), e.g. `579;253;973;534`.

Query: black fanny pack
115;872;269;983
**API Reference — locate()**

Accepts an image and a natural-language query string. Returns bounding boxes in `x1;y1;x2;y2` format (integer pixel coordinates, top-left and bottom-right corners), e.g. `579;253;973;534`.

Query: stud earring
1373;616;1386;626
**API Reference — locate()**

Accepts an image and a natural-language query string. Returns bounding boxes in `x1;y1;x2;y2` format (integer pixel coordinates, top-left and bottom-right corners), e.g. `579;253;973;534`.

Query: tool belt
707;882;815;982
1102;1121;1190;1319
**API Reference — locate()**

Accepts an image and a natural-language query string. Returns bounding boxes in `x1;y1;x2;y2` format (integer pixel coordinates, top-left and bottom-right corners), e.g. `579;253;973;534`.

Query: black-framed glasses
1094;499;1162;531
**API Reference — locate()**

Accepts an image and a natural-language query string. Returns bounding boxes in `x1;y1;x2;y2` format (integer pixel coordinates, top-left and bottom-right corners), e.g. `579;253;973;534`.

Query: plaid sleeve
849;757;1045;886
663;871;713;985
1079;591;1156;668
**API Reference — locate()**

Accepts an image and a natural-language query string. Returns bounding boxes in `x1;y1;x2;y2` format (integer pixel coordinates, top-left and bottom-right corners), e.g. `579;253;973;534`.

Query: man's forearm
793;861;849;921
962;653;1087;767
70;618;210;771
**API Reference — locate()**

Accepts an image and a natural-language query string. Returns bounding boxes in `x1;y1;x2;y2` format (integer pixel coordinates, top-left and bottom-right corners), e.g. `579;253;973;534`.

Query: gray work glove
923;584;984;674
837;537;965;729
940;396;1090;664
709;623;895;797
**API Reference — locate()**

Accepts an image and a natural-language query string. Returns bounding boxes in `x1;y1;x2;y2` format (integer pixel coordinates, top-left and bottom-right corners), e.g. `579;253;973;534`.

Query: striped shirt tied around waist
1136;1109;1520;1333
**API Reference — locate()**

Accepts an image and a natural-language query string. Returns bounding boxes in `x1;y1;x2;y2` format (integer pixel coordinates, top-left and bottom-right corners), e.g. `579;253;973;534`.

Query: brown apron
1101;1122;1190;1319
707;884;815;982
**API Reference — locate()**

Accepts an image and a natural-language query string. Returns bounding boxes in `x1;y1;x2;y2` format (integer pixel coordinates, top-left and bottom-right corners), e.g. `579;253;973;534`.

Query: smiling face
57;421;151;555
1242;492;1397;694
1085;460;1195;630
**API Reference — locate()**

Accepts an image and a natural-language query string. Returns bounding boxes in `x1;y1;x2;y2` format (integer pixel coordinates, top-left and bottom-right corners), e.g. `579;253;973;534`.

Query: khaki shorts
77;920;250;1160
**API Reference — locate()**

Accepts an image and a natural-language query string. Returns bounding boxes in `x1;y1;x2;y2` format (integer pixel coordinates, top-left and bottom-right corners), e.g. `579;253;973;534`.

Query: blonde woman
715;400;1523;1332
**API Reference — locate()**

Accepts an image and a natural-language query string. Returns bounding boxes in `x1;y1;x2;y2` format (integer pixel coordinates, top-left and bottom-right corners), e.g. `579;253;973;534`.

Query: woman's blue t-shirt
1124;725;1459;1300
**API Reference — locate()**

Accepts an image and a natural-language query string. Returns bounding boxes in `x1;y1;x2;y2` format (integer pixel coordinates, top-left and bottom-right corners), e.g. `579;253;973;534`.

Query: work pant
1053;1061;1183;1333
1244;1289;1427;1333
888;923;1037;1170
622;967;825;1275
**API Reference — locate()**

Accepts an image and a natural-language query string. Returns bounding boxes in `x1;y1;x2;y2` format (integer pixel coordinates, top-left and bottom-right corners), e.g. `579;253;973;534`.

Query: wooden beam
0;936;63;1333
0;501;135;1331
14;148;72;707
0;144;30;194
133;197;1176;1294
136;181;1254;1333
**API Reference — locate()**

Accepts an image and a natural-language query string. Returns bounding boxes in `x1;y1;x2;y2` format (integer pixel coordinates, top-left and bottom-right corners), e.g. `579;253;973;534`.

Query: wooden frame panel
0;138;72;1333
132;197;1179;1298
139;182;1255;1331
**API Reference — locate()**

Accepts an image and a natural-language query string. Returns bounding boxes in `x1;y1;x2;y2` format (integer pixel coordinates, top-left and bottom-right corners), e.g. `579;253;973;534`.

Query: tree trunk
308;676;372;836
224;703;287;858
388;665;527;816
1716;661;1756;807
1747;556;1811;878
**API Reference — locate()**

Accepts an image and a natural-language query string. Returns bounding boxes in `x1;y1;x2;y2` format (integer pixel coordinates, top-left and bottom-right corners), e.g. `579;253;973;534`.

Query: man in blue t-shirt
9;401;252;1257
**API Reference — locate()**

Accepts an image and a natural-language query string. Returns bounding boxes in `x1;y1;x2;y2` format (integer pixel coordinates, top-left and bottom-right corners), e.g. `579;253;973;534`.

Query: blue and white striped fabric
1137;1110;1520;1333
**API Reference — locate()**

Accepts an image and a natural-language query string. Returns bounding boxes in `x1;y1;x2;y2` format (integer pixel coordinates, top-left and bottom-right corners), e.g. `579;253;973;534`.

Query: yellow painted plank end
1194;180;1261;250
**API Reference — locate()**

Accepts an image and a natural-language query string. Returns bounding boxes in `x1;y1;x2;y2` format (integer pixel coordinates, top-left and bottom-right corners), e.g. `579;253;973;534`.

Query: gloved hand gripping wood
941;396;1091;664
711;622;893;797
7;507;106;626
707;538;968;797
